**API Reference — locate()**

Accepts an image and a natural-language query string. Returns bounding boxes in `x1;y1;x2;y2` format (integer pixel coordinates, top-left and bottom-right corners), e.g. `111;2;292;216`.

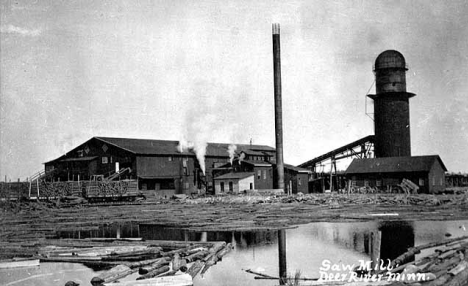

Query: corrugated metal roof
214;172;254;180
95;137;274;157
345;155;447;174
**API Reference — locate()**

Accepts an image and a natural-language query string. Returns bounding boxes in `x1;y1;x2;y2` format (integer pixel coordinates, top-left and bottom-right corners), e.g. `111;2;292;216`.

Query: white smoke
228;144;237;165
177;138;208;175
239;152;245;163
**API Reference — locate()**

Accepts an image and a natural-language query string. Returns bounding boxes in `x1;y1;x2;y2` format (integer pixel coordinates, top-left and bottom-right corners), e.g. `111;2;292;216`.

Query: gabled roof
94;137;275;157
214;172;254;180
345;155;447;174
44;137;275;164
284;164;311;174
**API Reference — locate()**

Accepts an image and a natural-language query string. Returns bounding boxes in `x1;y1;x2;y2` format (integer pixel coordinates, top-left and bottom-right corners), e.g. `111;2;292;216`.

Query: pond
1;219;467;286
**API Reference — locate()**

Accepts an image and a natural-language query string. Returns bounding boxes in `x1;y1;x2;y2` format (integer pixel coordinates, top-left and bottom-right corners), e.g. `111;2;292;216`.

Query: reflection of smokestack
273;23;285;190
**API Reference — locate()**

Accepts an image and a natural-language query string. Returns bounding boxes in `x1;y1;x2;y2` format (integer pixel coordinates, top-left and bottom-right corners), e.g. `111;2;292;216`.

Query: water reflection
139;224;278;248
55;222;140;239
47;220;467;286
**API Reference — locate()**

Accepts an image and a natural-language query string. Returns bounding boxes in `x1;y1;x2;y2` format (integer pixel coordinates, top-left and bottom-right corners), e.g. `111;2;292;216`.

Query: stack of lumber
399;178;420;194
36;239;232;286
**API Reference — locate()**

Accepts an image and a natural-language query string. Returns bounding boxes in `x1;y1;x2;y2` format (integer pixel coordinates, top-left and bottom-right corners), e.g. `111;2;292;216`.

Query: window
102;157;108;164
257;170;261;179
250;183;253;189
263;170;266;180
229;182;233;192
183;167;188;175
220;182;225;192
168;156;173;162
419;178;424;186
298;178;302;186
440;178;443;185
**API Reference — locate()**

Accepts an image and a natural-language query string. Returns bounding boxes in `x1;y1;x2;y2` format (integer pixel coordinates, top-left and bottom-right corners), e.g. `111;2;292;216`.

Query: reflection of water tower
368;50;416;158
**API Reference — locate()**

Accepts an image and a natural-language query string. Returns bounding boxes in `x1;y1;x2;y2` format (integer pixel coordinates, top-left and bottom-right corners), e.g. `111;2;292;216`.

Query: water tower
368;50;416;158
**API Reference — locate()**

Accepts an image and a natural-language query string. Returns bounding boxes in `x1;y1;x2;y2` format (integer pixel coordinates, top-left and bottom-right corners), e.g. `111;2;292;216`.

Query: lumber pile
36;239;232;285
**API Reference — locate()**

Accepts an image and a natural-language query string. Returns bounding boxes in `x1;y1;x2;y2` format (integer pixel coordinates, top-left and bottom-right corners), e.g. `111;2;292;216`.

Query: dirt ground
1;193;468;259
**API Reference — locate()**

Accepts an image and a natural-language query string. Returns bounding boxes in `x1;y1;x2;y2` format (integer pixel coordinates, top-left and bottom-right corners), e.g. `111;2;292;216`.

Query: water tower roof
374;50;406;70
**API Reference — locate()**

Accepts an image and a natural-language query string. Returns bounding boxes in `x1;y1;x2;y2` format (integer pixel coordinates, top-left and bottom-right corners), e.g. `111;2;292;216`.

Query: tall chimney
272;23;285;191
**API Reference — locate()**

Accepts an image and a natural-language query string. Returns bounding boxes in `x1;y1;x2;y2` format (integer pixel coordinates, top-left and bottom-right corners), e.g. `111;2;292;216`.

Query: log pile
183;193;468;206
35;239;232;285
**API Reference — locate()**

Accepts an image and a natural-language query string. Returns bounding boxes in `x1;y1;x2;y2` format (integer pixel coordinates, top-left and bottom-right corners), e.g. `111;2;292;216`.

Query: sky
1;0;467;180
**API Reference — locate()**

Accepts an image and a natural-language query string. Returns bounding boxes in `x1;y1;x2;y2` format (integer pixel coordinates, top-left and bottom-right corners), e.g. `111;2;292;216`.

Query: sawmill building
44;137;276;196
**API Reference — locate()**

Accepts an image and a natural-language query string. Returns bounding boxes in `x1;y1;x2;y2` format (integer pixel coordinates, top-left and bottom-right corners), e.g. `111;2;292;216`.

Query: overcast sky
1;0;467;180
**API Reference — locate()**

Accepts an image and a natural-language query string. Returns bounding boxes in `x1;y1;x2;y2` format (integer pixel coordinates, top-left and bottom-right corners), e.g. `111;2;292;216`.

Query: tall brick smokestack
272;23;285;191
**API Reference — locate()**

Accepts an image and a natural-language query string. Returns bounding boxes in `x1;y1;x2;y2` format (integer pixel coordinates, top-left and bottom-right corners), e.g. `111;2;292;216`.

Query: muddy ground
1;193;468;259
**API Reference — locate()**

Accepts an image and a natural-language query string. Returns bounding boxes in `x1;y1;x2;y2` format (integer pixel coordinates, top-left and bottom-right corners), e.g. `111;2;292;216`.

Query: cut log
215;243;233;260
125;258;165;269
103;273;193;286
138;257;171;274
137;265;170;280
91;264;136;286
186;260;204;278
172;253;187;272
184;250;209;263
448;260;468;276
40;256;102;263
391;235;468;267
446;266;468;286
202;242;226;262
245;269;277;279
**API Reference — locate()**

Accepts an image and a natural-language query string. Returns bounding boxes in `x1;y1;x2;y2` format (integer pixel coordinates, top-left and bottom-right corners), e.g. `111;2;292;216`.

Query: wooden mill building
44;137;276;196
345;155;447;194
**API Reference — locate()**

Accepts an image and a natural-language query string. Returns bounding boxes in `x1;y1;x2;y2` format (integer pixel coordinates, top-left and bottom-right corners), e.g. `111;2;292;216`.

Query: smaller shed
284;164;311;194
345;155;447;194
213;172;255;194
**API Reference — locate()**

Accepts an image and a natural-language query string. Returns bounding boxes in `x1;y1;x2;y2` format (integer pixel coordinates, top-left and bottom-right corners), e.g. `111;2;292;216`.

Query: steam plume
228;144;237;165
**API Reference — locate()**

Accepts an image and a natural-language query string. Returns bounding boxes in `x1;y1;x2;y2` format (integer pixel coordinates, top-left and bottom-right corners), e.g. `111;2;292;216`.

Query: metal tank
368;50;416;158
